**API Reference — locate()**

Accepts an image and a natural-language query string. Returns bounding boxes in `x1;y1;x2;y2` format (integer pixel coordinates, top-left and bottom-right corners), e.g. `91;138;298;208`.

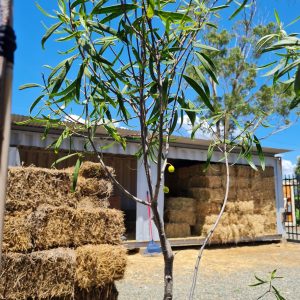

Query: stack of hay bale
164;197;196;238
1;162;127;299
164;163;277;242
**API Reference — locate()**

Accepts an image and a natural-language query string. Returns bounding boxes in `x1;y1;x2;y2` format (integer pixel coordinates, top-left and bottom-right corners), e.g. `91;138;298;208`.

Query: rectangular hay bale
165;223;191;238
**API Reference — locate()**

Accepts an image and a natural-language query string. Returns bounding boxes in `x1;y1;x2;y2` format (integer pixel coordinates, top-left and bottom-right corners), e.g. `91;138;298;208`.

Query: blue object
144;240;161;255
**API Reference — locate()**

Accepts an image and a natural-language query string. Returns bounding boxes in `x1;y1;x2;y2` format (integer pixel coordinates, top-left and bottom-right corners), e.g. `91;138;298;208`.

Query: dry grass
76;245;127;289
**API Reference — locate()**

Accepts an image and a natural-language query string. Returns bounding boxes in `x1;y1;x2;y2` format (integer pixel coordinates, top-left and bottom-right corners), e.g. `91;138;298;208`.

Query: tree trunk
151;201;174;299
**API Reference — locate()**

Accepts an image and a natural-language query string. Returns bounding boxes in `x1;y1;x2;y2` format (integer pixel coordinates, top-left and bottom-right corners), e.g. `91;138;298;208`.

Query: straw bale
165;197;196;211
75;284;118;300
251;177;275;190
79;162;114;179
235;177;250;189
0;248;75;300
78;178;113;199
235;165;252;178
76;244;127;289
77;196;109;209
235;201;254;214
165;223;191;238
189;163;222;176
31;205;75;250
6;166;76;212
262;166;274;178
188;176;222;188
3;212;32;253
74;208;125;246
188;188;224;202
196;201;221;217
165;210;196;225
236;189;253;201
177;167;193;180
202;224;234;243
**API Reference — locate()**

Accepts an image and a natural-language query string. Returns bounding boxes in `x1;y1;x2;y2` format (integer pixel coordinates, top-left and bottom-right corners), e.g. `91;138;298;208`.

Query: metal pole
0;0;14;264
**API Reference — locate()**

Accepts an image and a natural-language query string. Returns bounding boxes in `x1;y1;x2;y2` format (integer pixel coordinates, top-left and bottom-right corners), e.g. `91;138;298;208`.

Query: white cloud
282;159;296;177
178;114;241;140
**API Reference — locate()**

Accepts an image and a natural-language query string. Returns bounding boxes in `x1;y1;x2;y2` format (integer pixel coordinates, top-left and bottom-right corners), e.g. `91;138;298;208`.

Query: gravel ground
116;242;300;300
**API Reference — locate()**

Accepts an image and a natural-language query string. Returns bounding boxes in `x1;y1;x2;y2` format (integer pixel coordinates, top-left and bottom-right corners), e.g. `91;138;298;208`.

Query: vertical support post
274;156;285;236
0;0;15;263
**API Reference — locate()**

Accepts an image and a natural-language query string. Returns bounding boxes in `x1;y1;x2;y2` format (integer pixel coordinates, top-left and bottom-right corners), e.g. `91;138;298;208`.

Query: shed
9;114;287;243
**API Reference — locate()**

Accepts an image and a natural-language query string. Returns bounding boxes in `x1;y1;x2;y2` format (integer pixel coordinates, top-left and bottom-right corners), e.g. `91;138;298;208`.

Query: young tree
20;1;267;299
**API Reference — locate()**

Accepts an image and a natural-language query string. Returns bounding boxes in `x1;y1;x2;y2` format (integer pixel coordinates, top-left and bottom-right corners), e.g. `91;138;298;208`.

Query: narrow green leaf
193;43;220;52
195;52;219;84
30;95;44;114
35;2;56;18
294;66;300;97
229;0;248;20
92;4;138;15
290;97;300;109
274;9;281;26
253;135;265;170
51;152;79;168
42;21;63;49
183;75;214;112
19;83;42;90
72;158;82;192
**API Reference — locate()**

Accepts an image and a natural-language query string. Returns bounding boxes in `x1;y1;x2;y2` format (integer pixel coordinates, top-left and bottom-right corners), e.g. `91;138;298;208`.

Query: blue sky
12;0;300;174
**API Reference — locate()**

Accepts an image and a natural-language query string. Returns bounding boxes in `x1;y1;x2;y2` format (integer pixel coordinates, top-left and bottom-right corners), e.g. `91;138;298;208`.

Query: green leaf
195;52;218;84
229;0;248;20
192;66;210;96
183;75;214;112
72;158;82;192
274;9;281;26
35;2;56;18
30;95;44;114
147;0;155;18
193;43;220;52
156;10;193;24
290;97;300;109
70;0;89;9
204;144;214;171
92;4;138;15
253;135;265;171
51;152;79;168
210;5;230;12
42;21;63;49
19;83;42;90
294;66;300;97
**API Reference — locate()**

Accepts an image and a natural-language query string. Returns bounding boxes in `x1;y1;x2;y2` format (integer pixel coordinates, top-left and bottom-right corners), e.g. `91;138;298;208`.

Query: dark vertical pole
0;0;15;263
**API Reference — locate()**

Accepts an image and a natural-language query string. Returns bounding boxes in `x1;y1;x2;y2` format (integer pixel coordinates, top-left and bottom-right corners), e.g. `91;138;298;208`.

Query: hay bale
188;188;224;202
235;201;254;214
79;162;114;179
196;201;221;218
75;284;118;300
3;212;32;252
6;166;76;212
235;165;252;177
76;245;127;289
77;196;109;209
251;177;275;190
236;189;253;201
31;205;75;250
165;197;196;211
78;178;113;199
74;208;125;246
165;210;196;225
189;163;222;176
188;176;222;188
0;248;75;300
165;223;191;238
235;177;250;189
262;166;274;178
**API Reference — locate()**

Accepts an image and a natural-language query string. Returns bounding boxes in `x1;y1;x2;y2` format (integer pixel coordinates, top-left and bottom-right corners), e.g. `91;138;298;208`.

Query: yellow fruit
168;165;175;173
163;186;169;193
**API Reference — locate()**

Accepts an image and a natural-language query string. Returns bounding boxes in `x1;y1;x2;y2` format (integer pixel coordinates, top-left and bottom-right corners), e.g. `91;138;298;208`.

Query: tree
20;1;267;299
187;6;294;139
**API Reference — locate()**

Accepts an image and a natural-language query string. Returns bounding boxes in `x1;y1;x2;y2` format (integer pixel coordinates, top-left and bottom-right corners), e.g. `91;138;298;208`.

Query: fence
283;176;300;241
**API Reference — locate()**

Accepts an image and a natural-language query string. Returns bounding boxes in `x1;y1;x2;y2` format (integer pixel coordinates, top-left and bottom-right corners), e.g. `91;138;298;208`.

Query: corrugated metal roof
11;114;290;155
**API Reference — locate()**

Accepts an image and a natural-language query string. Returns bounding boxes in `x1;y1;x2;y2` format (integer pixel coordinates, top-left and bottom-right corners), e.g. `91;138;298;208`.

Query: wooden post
0;0;14;263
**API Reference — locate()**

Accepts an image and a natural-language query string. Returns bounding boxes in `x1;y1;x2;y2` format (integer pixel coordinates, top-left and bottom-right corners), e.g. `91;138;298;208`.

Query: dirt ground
116;242;300;299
